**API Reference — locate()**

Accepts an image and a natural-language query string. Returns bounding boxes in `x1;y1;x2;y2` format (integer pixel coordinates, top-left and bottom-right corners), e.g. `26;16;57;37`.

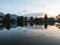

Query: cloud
25;5;46;13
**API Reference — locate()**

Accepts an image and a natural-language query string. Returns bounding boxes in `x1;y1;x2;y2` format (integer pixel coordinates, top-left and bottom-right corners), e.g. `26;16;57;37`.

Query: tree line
2;13;60;24
0;13;60;30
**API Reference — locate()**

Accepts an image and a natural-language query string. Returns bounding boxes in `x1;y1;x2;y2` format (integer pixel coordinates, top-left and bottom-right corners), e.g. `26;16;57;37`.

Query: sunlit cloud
25;4;60;16
25;5;46;13
0;0;60;16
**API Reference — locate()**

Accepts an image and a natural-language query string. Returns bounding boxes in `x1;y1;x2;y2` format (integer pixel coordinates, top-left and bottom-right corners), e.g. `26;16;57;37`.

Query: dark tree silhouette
18;16;24;22
4;13;11;30
24;16;28;22
44;14;48;21
29;16;34;22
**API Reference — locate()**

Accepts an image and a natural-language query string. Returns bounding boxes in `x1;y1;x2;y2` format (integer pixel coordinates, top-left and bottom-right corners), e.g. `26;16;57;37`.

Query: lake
0;22;60;45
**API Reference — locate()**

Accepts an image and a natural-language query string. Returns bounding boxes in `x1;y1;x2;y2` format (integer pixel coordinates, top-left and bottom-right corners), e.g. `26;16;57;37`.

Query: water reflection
56;23;60;29
0;21;60;30
0;14;60;45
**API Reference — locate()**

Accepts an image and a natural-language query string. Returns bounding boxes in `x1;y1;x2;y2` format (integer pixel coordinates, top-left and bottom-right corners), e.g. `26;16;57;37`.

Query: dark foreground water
0;25;60;45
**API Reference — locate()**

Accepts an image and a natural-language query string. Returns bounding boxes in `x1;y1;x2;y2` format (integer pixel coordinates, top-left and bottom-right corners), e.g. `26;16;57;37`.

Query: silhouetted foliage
0;13;60;30
4;13;11;30
44;14;48;21
24;16;28;22
29;16;34;22
17;16;24;22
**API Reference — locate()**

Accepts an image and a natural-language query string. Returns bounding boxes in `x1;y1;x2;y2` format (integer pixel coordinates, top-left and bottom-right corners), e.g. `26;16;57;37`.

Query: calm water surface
0;24;60;45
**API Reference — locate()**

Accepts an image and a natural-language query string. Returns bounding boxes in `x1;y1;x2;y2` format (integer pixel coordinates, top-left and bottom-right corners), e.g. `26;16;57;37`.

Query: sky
0;0;60;16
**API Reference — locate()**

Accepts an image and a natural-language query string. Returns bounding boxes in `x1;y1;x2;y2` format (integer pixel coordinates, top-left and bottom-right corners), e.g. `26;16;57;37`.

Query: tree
4;13;11;22
29;16;34;22
18;16;24;22
24;16;28;22
4;13;11;30
44;14;48;21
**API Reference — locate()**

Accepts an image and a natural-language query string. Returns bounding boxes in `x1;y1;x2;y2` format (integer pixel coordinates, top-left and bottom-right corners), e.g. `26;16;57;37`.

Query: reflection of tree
29;22;34;26
48;22;55;26
56;14;60;22
2;14;60;30
44;22;48;29
17;22;24;27
0;24;4;30
56;23;60;29
24;22;27;27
